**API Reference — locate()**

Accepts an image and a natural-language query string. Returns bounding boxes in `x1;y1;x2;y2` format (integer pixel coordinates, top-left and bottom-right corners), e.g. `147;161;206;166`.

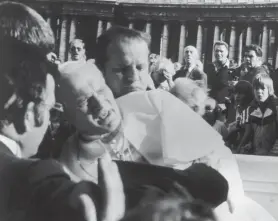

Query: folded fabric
113;161;228;209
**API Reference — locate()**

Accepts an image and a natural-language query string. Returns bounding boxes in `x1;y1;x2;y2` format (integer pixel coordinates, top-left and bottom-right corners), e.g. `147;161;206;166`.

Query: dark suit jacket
0;141;228;221
0;142;101;221
205;63;235;103
173;66;207;89
233;65;269;84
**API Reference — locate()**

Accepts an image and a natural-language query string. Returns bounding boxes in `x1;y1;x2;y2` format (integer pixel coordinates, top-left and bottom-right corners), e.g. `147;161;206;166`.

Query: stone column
160;22;169;58
212;24;220;61
145;22;152;34
229;25;237;62
196;23;203;58
246;25;252;45
238;30;243;66
97;19;104;38
67;17;77;60
178;23;187;64
106;21;112;30
59;16;68;62
261;23;269;62
46;17;51;26
144;21;152;41
129;21;134;29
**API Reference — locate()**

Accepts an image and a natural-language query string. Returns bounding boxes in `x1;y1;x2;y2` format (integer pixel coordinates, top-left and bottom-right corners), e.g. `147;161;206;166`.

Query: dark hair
234;80;254;105
0;1;55;133
95;25;150;71
213;41;229;51
121;197;216;221
244;44;263;57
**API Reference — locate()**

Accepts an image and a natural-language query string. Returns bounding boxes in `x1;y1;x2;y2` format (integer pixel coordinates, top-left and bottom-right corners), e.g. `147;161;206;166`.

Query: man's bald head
183;46;199;66
57;61;121;136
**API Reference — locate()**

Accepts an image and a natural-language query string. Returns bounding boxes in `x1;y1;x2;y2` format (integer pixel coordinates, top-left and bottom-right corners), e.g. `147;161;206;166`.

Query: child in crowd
238;73;278;155
151;57;175;91
225;80;254;151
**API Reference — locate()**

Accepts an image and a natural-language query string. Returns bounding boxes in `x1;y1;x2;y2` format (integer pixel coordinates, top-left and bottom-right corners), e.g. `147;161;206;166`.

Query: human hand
98;155;125;221
163;70;173;81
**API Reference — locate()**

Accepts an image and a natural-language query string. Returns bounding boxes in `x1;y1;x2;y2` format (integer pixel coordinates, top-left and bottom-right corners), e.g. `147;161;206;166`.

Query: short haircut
234;80;254;104
70;38;85;49
213;41;229;51
244;44;263;57
121;197;216;221
95;25;150;71
252;73;275;96
0;1;55;133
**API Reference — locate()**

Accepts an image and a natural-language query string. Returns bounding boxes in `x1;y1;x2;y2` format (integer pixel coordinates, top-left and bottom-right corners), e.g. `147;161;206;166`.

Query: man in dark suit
0;2;125;221
205;41;236;103
173;45;207;89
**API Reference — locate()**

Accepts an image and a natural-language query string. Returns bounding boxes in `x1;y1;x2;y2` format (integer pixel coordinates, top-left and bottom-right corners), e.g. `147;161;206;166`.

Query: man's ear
24;101;36;132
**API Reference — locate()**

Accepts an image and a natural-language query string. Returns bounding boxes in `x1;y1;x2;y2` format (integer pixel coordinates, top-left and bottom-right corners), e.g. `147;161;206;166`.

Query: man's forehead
215;45;227;50
108;39;148;56
71;41;84;48
59;62;104;96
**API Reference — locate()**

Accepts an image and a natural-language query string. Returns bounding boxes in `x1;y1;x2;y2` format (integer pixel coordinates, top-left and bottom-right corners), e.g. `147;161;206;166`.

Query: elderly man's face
70;41;86;61
104;39;149;98
62;64;121;136
184;46;198;66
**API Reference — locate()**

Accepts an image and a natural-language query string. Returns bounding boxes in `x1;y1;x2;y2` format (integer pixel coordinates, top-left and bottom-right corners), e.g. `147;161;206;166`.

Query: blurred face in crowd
59;62;121;137
149;54;158;65
254;85;269;103
70;40;86;61
234;92;246;106
104;38;149;98
184;46;198;66
22;74;56;156
214;44;228;64
244;50;261;68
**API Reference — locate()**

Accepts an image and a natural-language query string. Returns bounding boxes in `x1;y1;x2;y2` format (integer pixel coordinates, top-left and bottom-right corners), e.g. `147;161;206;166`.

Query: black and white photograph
0;0;278;220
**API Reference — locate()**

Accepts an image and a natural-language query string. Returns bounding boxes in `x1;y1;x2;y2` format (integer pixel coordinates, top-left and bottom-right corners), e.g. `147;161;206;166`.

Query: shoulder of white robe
147;89;226;163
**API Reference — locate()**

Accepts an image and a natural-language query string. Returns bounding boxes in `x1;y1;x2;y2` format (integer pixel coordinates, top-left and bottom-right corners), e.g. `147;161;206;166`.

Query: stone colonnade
46;14;277;68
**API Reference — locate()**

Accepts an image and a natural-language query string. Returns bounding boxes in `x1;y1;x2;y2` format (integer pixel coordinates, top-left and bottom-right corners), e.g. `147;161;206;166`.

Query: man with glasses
70;39;87;62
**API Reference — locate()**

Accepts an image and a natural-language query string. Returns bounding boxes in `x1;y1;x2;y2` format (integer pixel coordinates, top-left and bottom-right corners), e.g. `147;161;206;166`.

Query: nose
124;66;140;83
88;94;107;117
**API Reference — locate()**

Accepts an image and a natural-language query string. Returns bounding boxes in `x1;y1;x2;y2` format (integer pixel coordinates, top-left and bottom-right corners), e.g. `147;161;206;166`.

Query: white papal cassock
117;89;276;221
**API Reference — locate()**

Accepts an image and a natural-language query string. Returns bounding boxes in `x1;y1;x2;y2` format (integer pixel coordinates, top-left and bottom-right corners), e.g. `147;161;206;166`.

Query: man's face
244;50;261;68
70;41;86;61
104;39;149;98
184;46;198;66
22;74;56;156
64;65;121;136
214;45;228;63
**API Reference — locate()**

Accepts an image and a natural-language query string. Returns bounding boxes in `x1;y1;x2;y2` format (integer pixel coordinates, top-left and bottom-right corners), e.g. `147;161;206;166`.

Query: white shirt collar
0;134;22;158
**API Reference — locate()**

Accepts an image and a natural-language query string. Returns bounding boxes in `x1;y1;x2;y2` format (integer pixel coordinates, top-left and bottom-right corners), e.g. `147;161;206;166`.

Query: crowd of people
148;41;278;156
0;1;277;221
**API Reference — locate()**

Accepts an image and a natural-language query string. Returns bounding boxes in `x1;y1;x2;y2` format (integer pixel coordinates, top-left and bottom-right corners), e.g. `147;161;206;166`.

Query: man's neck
215;59;228;67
